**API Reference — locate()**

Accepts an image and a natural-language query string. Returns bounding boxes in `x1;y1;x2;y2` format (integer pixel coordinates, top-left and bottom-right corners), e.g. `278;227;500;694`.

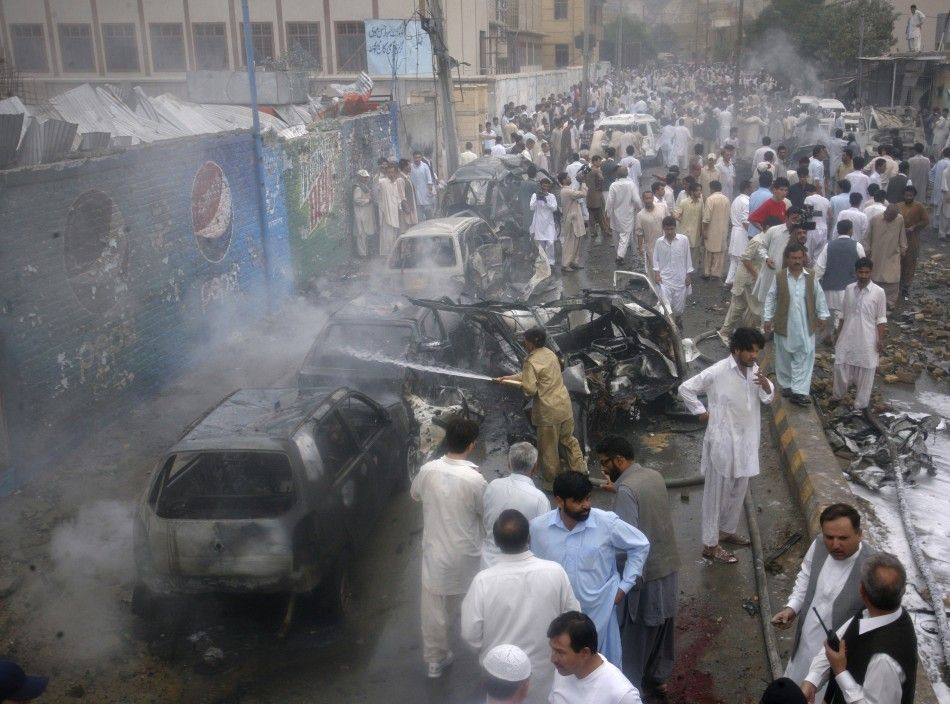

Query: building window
58;23;96;73
149;23;185;71
240;22;274;65
10;24;49;72
335;21;366;73
555;43;569;67
554;0;568;20
286;21;322;69
102;23;139;72
193;22;228;70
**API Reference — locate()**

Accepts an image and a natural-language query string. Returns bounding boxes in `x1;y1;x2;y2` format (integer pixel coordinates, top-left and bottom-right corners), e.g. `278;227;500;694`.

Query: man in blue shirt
746;171;774;236
529;472;650;668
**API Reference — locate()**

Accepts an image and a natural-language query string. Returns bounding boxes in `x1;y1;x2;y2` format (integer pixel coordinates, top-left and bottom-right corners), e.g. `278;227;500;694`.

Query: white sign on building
365;20;434;77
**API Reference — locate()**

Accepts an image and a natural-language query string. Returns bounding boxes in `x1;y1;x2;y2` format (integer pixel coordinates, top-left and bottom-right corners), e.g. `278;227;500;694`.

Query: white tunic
549;655;643;704
678;356;774;479
835;282;887;369
606;179;642;234
410;456;487;594
652;233;693;316
730;193;751;257
835;207;870;245
783;541;865;688
530;192;559;243
461;552;579;704
481;474;551;567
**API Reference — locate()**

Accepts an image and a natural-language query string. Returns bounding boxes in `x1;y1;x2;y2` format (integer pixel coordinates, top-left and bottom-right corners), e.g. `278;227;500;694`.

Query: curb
768;393;940;704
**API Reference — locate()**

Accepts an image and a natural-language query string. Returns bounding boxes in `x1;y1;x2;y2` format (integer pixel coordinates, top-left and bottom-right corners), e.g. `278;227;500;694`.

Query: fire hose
864;411;950;675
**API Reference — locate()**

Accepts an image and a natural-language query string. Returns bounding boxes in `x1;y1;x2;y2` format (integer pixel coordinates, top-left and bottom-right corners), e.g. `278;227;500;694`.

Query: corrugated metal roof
15;118;78;166
0;113;25;169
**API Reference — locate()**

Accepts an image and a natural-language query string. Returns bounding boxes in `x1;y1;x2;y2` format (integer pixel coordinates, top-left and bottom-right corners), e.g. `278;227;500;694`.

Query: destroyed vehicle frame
409;277;690;431
132;386;410;614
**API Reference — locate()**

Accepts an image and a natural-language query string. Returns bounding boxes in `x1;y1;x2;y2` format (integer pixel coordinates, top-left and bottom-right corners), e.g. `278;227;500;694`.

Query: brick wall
0;131;292;481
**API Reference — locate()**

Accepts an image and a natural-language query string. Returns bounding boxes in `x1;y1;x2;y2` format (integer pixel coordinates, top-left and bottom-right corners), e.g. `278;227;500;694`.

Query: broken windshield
156;451;296;519
388;235;457;269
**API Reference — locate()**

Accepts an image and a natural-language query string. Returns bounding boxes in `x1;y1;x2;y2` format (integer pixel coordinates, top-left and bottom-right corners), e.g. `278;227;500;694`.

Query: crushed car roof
399;216;484;237
448;155;534;181
177;387;342;444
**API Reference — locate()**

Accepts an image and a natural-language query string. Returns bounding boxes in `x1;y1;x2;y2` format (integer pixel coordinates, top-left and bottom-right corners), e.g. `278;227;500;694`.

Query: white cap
483;644;531;682
757;161;772;172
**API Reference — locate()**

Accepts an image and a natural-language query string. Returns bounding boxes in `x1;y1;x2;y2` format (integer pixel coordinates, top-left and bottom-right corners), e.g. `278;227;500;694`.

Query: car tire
322;552;355;617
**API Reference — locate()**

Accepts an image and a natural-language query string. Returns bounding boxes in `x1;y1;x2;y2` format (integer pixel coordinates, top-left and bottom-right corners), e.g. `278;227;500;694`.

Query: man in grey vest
814;220;866;333
763;242;830;407
802;553;917;704
597;435;679;698
771;504;872;700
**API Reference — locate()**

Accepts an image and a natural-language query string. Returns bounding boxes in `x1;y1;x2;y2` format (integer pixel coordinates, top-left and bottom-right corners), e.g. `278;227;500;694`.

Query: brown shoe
702;545;738;563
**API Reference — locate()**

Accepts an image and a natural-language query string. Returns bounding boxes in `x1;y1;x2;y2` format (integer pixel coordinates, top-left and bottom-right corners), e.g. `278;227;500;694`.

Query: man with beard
896;185;929;298
634;190;667;280
678;327;774;564
598;436;680;698
529;472;650;668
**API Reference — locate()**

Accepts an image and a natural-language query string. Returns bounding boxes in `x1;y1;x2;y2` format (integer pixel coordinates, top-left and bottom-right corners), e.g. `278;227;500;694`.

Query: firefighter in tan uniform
495;326;587;489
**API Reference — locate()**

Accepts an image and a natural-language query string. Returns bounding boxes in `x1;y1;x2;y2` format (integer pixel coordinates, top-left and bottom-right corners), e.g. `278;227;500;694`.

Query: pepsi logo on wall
64;189;129;315
191;161;233;263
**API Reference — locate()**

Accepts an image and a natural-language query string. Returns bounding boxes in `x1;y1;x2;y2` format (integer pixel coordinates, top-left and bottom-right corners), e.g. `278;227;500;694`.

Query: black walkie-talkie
812;607;841;649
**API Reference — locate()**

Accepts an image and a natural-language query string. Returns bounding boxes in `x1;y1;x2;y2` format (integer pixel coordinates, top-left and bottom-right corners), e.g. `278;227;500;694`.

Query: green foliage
747;0;897;74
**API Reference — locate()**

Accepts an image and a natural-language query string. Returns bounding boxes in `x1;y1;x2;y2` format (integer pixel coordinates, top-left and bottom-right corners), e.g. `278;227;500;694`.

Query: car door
313;408;373;547
336;394;396;516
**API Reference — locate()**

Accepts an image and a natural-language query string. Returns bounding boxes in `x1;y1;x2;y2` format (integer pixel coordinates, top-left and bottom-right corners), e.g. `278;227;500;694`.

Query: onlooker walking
653;216;693;328
896;186;929;297
831;258;887;414
462;510;579;703
606;166;643;268
480;443;550;568
763;243;830;406
559;172;588;272
598;436;680;698
702;180;731;279
814;220;866;332
529;178;559;266
410;417;487;678
865;206;907;310
771;504;872;700
678;327;774;564
477;644;532;704
547;611;643;704
529;472;650;668
802;553;917;704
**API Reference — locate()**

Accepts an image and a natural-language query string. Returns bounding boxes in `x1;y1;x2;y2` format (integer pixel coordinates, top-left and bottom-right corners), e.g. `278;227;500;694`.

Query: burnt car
132;386;410;616
440;155;557;233
410;272;698;433
297;297;457;397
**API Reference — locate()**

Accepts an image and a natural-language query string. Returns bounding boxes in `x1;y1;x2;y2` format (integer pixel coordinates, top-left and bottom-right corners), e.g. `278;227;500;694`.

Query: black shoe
781;388;792;398
790;394;812;406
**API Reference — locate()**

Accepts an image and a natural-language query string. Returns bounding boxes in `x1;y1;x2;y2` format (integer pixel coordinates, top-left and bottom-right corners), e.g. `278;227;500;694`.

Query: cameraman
529;177;559;266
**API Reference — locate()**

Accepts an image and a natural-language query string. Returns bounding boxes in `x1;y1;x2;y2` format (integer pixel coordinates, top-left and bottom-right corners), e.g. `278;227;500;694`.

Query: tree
747;0;896;76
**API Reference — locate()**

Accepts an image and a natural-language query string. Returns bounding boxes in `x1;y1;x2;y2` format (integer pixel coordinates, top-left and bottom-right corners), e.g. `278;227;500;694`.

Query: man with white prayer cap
481;644;532;704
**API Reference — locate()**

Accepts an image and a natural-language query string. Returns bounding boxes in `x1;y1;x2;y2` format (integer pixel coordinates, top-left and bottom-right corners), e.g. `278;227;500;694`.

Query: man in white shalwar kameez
377;162;407;256
831;258;887;413
606;166;643;267
530;178;559;266
352;170;376;258
652;216;693;327
726;180;753;285
679;327;774;564
764;243;830;406
410;417;487;679
673;119;692;171
771;503;871;702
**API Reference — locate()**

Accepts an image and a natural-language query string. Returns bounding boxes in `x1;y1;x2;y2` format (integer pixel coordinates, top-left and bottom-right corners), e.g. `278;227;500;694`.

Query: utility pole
582;0;591;109
733;0;744;103
856;12;866;104
426;0;459;176
616;9;623;71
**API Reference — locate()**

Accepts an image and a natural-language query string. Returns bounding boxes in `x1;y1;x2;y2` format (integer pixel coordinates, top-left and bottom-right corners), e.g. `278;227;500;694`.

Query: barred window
102;23;140;72
287;22;322;70
335;22;366;73
149;23;185;71
554;0;568;20
58;23;96;72
193;22;228;70
240;22;274;65
10;24;49;72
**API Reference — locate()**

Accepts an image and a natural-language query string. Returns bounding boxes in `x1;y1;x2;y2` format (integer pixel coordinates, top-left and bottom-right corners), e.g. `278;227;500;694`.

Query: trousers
719;286;762;338
616;227;634;259
833;363;876;410
537;417;586;483
900;230;920;290
704;250;726;278
701;471;748;547
421;585;462;663
562;233;584;267
725;254;741;284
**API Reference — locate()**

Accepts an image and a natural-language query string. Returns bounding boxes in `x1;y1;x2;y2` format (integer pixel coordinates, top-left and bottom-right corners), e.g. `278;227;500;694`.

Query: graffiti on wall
191;161;234;263
63;190;130;316
299;131;341;238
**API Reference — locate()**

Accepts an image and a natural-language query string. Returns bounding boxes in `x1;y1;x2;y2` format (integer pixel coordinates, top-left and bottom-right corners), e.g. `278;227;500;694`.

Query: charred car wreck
410;273;698;435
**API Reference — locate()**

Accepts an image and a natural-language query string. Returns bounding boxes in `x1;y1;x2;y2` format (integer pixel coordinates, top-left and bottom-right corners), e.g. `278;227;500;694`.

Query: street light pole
426;0;459;176
582;0;591;109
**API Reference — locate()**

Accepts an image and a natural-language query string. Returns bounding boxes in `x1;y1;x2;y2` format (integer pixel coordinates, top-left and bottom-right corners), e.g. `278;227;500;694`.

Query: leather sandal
719;532;752;546
702;545;738;563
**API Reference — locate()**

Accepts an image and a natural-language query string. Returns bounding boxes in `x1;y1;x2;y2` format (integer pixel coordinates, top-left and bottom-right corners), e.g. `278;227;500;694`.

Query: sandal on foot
702;545;738;563
719;532;752;546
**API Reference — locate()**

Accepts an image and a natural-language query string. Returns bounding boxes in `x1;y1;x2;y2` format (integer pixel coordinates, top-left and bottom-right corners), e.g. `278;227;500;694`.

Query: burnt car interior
389;235;457;269
154;451;296;520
